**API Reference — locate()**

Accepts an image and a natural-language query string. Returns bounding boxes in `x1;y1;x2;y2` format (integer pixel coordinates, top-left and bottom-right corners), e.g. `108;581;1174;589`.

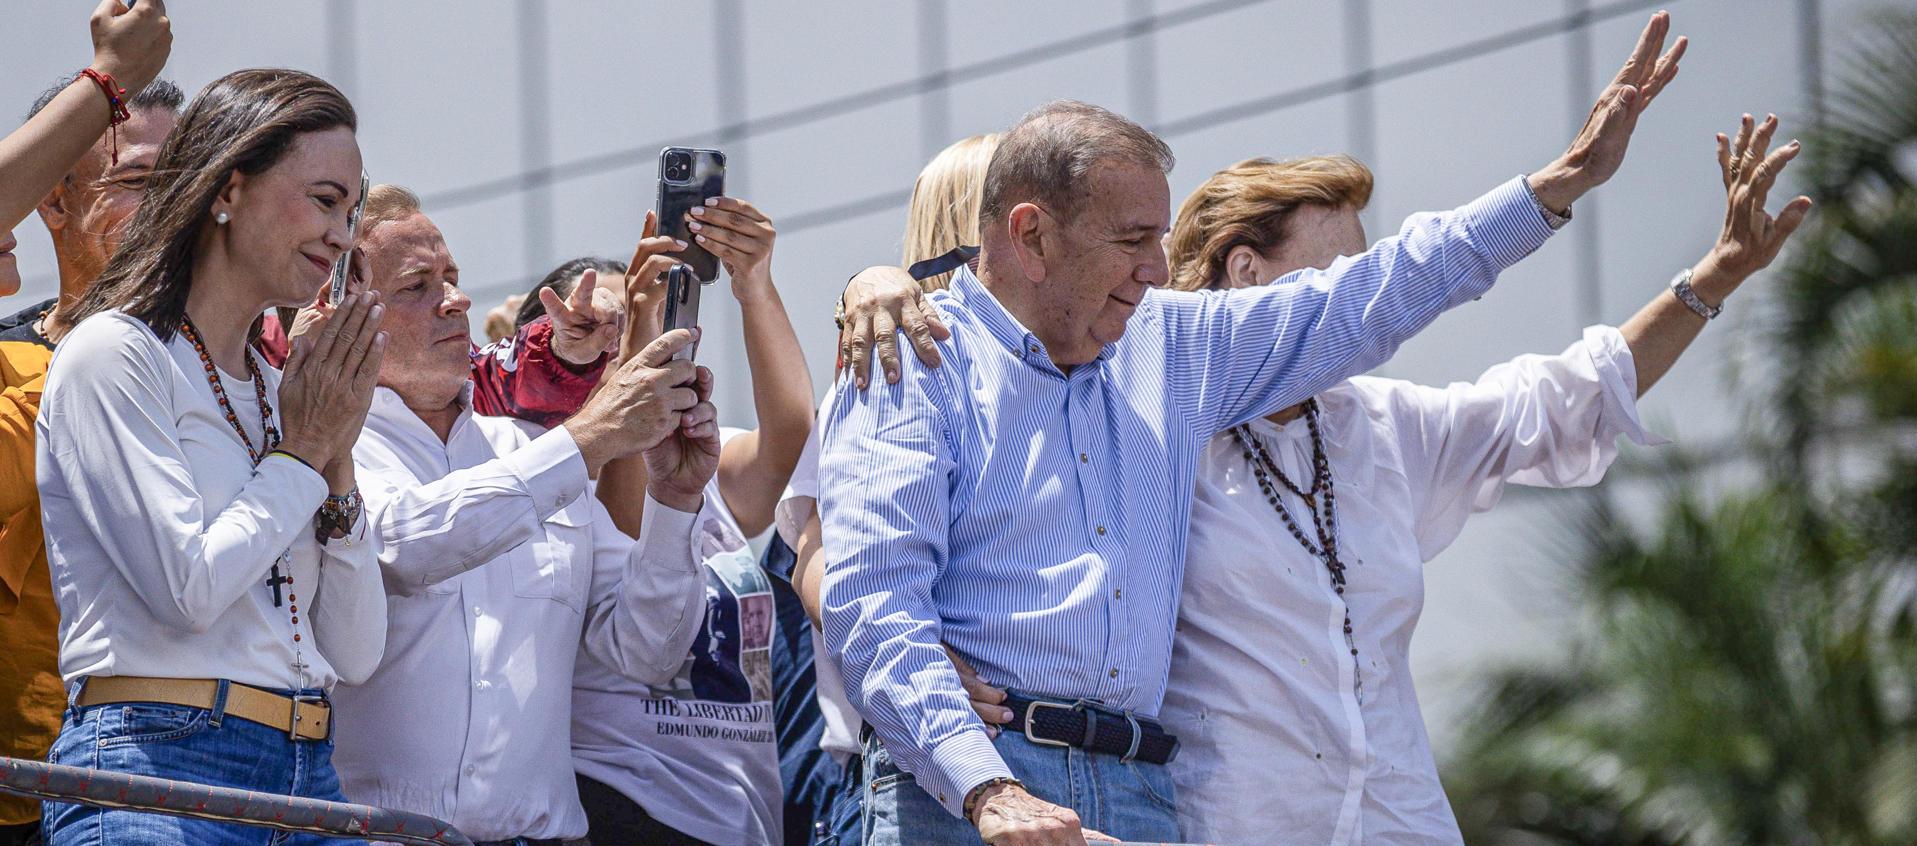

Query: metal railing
2;755;1227;845
0;756;472;846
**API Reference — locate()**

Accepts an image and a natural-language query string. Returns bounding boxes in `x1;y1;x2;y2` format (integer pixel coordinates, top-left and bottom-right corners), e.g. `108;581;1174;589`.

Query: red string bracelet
78;68;131;165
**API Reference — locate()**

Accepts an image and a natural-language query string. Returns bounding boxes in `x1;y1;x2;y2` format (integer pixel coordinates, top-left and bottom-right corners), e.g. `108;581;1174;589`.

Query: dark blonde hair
1166;155;1373;292
69;69;357;339
358;183;421;235
902;133;999;291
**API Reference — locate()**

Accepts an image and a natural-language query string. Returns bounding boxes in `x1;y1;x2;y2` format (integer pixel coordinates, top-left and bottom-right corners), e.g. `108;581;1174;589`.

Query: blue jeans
42;681;355;846
814;752;863;846
860;706;1181;845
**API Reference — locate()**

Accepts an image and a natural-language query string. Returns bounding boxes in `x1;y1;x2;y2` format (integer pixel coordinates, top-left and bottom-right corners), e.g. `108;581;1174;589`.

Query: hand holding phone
660;264;701;362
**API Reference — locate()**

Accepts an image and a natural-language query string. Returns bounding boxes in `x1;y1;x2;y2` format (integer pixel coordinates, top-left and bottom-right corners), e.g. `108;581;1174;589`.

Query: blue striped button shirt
818;176;1557;816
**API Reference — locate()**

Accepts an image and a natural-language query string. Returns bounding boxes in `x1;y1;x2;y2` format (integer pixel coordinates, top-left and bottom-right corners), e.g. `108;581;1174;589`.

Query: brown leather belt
78;676;331;741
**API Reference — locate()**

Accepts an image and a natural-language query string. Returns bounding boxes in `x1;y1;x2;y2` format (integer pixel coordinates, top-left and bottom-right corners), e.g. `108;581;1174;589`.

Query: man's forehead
1083;164;1170;232
371;216;455;269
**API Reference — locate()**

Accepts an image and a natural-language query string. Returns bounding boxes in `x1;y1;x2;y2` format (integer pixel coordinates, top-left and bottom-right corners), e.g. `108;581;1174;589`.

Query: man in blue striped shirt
820;25;1676;840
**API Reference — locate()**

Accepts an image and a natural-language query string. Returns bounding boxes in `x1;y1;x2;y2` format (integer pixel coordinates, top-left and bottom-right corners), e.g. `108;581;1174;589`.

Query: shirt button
1113;588;1123;600
1079;452;1088;464
472;606;482;617
464;764;476;775
1095;525;1107;536
1109;668;1119;679
1028;344;1040;354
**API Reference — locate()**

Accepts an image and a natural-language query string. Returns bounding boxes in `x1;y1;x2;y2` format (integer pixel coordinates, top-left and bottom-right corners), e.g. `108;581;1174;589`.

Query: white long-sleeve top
1164;326;1663;846
328;386;707;842
36;312;385;690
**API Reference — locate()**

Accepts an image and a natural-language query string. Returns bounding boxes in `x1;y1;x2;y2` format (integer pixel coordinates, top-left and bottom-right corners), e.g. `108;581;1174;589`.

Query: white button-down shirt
37;312;383;691
329;386;707;842
1164;326;1662;846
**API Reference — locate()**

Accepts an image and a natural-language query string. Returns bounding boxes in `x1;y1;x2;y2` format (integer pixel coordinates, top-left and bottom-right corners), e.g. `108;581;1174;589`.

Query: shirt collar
369;382;474;443
948;266;1116;372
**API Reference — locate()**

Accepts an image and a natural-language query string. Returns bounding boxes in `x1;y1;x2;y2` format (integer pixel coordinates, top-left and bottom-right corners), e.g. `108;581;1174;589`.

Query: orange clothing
0;299;63;827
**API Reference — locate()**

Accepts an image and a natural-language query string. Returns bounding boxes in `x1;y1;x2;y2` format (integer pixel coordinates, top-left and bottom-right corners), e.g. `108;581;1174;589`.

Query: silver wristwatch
1669;267;1721;320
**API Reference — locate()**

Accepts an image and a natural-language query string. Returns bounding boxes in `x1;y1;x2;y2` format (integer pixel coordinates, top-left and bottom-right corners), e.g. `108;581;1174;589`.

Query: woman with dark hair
36;68;389;846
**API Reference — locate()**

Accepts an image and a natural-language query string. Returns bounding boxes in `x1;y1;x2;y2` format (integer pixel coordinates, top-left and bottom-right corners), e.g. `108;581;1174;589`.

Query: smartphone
328;174;371;304
660;263;701;362
655;147;727;283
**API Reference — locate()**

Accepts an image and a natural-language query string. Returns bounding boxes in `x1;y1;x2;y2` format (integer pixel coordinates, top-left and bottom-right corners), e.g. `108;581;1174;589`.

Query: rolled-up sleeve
817;353;1008;818
1158;176;1561;436
1385;324;1668;559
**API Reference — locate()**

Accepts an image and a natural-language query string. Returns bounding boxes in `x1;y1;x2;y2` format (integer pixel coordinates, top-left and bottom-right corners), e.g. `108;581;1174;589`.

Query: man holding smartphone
318;184;724;846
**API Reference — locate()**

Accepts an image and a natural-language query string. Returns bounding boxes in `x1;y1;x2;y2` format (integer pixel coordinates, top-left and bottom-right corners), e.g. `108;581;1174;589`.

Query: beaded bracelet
314;486;364;543
77;68;131;165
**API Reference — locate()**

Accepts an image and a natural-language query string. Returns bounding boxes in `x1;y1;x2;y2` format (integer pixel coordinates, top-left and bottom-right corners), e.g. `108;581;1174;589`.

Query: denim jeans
814;752;863;846
41;681;356;846
762;535;865;846
860;704;1181;845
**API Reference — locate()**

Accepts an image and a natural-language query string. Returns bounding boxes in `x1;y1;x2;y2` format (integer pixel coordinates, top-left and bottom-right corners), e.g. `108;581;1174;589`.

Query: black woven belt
1001;693;1179;765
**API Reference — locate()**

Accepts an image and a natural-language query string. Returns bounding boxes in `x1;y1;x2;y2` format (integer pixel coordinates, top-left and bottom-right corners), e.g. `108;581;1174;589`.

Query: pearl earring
215;212;230;225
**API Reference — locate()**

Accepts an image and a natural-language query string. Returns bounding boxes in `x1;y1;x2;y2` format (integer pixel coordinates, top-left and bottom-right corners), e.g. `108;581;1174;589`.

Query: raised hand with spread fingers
1528;10;1688;215
1618;113;1815;395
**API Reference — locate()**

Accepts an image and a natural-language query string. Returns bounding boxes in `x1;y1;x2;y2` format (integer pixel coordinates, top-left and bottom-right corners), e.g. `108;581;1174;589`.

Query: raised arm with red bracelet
0;0;170;248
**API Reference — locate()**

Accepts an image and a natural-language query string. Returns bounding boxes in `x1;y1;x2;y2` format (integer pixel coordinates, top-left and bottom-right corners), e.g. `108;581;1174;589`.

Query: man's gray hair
28;76;184;121
979;99;1174;224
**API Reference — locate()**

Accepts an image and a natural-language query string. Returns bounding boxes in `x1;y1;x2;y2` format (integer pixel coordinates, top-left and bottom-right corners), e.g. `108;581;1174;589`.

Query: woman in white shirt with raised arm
36;68;388;846
1153;112;1811;845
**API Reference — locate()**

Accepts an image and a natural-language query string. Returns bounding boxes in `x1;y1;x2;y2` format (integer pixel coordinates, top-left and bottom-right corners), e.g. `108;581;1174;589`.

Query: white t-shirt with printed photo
570;428;782;846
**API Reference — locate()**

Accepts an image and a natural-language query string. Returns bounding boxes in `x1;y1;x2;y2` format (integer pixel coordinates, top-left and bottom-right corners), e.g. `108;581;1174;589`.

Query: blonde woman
1151;121;1799;843
899;133;1000;292
768;132;998;845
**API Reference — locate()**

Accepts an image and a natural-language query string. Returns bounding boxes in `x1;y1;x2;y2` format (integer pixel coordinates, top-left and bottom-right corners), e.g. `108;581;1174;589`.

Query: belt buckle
288;694;326;741
1022;700;1078;748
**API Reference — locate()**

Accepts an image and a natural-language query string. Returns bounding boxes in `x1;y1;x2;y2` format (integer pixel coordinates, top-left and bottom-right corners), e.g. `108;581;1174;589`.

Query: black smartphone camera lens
664;151;692;182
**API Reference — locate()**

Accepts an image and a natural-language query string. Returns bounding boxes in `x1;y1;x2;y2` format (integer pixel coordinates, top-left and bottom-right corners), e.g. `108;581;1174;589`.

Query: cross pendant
265;565;291;607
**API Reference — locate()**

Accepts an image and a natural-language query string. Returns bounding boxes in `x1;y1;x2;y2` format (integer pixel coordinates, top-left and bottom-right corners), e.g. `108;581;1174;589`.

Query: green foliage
1445;10;1917;845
